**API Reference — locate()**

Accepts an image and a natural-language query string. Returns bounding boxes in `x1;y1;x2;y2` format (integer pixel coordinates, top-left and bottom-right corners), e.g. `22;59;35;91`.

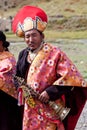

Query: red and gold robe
19;43;87;130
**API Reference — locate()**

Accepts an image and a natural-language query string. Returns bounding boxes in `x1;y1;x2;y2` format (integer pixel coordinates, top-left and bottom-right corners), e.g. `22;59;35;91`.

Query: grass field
9;39;87;80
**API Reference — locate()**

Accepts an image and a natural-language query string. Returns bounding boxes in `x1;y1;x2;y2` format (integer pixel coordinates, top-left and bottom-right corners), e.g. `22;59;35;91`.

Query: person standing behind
12;6;87;130
0;31;22;130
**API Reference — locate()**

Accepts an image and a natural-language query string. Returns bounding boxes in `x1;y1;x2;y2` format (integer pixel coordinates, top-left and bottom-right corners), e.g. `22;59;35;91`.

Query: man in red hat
12;5;87;130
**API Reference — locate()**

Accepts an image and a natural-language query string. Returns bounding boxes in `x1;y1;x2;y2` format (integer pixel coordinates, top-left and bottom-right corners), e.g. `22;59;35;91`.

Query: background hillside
1;0;87;17
1;0;87;32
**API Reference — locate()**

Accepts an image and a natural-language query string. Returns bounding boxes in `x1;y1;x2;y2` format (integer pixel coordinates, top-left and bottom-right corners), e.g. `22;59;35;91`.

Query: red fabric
18;87;24;106
63;87;87;130
12;5;48;33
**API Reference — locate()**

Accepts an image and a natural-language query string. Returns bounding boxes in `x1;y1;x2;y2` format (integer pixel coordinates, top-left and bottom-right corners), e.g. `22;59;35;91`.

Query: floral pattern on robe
0;51;17;99
23;43;87;130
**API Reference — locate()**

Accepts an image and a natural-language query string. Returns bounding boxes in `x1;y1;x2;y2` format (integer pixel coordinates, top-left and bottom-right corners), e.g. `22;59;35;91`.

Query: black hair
0;31;10;51
37;30;43;35
3;41;10;51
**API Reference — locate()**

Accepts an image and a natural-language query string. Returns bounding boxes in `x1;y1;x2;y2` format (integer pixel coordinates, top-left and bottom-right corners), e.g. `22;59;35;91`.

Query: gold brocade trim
0;51;13;60
46;122;57;130
20;85;36;108
0;78;5;89
16;17;47;37
0;77;17;99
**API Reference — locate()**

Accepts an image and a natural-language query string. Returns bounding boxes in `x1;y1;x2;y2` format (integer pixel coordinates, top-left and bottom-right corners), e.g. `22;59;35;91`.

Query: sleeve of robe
44;49;87;130
46;85;73;101
52;50;87;130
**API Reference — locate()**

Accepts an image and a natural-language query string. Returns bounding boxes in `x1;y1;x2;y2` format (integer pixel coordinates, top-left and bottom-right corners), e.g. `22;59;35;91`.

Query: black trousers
0;90;23;130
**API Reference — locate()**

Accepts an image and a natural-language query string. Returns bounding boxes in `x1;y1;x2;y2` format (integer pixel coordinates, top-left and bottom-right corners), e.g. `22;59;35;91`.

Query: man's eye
25;36;29;38
32;34;37;37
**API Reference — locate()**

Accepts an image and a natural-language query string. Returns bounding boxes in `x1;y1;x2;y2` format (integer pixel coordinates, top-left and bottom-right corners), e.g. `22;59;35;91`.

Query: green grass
44;30;87;41
6;30;87;42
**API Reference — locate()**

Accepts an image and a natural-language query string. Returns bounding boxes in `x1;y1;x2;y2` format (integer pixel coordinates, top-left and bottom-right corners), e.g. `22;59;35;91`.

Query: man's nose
29;36;33;42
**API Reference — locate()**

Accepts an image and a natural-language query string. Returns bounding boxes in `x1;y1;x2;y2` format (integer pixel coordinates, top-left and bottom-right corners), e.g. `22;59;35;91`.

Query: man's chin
29;47;36;52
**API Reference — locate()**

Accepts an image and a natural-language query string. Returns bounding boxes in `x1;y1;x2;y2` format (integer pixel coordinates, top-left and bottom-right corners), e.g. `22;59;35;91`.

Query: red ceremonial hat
12;5;48;37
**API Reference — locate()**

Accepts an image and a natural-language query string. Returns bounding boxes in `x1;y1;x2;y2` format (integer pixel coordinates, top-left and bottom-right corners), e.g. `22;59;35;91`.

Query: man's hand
38;91;49;103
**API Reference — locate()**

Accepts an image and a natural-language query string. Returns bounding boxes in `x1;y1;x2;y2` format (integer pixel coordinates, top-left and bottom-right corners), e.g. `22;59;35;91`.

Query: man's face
24;29;44;51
